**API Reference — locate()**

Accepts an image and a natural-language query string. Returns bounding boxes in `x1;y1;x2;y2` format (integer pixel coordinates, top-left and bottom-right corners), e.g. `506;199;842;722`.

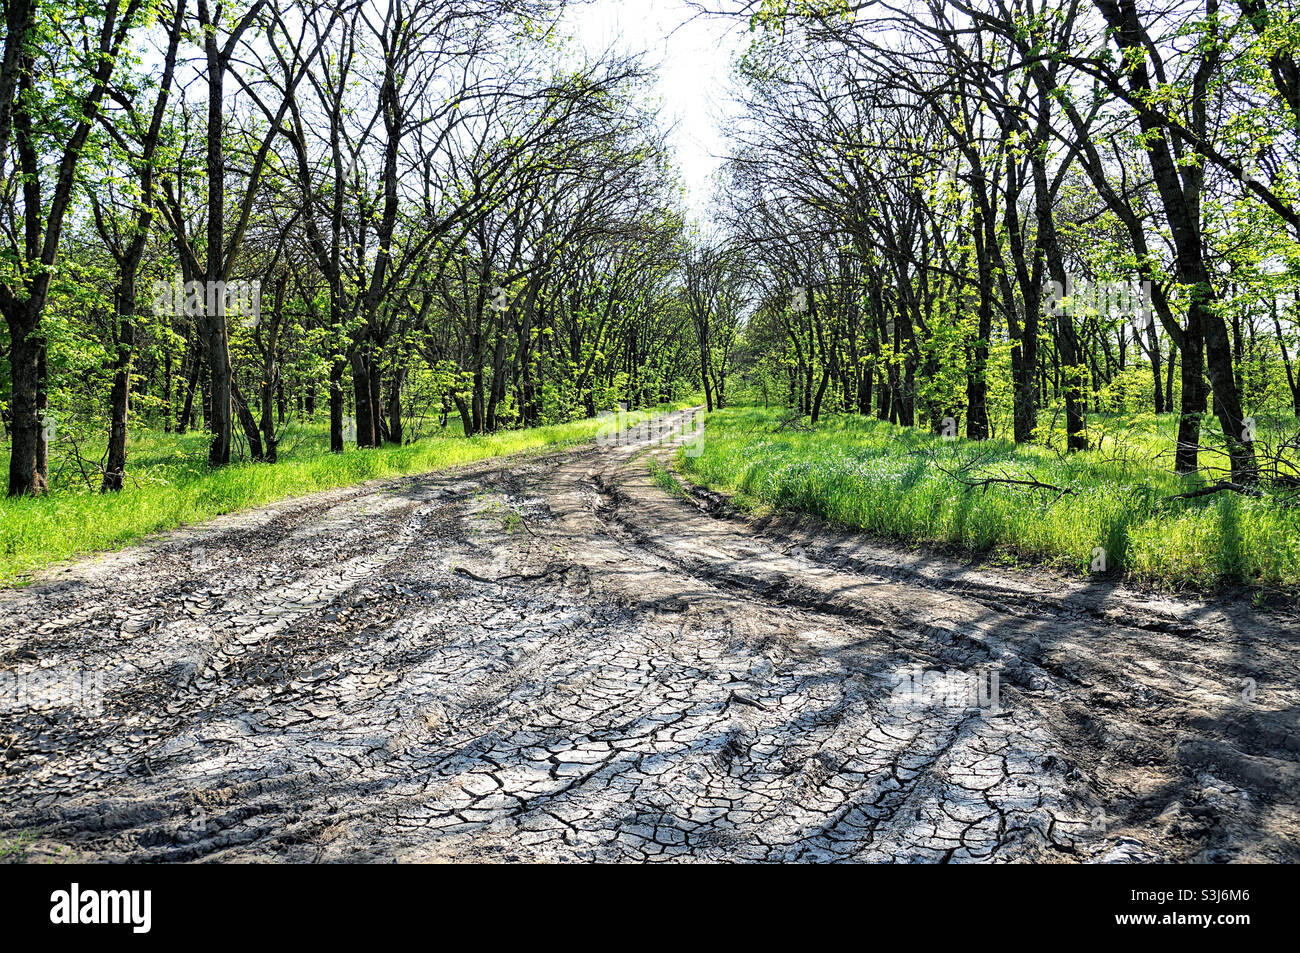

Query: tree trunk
329;356;346;452
966;212;993;439
1175;322;1204;474
350;350;379;447
387;365;405;445
1148;323;1165;414
163;347;174;433
259;368;278;463
179;343;201;434
5;305;48;496
202;313;234;465
102;285;136;491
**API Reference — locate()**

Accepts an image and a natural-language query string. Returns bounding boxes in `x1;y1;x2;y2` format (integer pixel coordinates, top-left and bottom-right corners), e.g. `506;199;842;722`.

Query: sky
560;0;749;218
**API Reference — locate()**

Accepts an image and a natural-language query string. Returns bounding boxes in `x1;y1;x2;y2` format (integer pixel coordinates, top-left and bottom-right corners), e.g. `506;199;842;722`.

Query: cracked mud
2;410;1298;862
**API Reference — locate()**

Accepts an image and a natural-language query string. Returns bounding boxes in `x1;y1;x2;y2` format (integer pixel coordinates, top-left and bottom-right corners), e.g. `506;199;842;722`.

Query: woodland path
2;409;1297;862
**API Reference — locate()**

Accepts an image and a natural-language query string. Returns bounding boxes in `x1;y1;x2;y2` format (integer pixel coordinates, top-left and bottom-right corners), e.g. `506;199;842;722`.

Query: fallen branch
958;473;1078;497
926;449;1077;502
1167;481;1265;501
1160;480;1300;509
774;413;813;433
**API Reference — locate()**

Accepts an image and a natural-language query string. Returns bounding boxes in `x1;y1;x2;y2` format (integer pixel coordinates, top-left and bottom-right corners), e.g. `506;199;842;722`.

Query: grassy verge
646;458;690;501
679;406;1300;590
0;399;699;587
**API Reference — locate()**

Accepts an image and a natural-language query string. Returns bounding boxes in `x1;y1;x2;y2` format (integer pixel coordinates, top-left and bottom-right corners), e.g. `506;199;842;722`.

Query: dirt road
2;409;1297;862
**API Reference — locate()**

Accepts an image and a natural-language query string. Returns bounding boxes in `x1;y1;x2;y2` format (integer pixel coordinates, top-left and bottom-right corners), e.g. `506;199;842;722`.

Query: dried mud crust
1;410;1297;863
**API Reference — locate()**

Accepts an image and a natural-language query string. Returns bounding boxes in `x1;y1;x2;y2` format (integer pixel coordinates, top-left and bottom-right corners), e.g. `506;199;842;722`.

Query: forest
1;0;1299;585
715;0;1300;469
1;0;698;495
3;0;1300;874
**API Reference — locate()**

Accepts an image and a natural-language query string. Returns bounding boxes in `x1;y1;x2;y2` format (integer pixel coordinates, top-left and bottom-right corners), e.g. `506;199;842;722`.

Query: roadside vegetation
5;1;1300;601
681;406;1300;590
661;3;1300;594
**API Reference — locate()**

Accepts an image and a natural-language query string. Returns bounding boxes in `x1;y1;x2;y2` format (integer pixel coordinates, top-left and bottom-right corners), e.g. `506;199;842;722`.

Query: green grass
647;458;690;500
0;830;33;861
680;406;1300;590
0;398;699;587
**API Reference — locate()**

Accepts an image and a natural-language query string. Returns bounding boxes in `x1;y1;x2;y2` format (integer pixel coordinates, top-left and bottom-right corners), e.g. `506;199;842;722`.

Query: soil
2;409;1297;862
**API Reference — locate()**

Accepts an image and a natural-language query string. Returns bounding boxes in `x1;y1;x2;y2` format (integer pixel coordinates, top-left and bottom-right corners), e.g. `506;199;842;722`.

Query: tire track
1;409;1295;863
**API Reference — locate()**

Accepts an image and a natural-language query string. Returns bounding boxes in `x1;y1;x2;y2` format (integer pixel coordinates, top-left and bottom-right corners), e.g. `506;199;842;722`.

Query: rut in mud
2;409;1297;862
